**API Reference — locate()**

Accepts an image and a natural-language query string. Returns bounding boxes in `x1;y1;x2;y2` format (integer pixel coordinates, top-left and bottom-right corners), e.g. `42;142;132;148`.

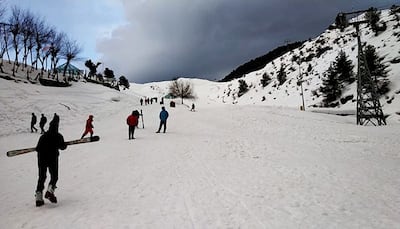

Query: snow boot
35;191;44;207
45;185;57;203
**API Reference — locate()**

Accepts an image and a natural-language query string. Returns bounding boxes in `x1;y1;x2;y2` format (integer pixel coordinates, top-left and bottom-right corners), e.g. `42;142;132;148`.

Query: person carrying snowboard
35;115;67;207
31;113;38;132
126;110;139;139
39;114;47;134
156;106;169;133
81;115;94;139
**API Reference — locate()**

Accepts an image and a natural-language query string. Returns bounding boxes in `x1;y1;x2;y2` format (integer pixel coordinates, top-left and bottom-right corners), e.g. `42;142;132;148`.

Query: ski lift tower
336;10;386;126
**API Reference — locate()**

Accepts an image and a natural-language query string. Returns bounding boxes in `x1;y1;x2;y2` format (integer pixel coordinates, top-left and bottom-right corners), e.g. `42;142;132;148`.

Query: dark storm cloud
97;0;399;83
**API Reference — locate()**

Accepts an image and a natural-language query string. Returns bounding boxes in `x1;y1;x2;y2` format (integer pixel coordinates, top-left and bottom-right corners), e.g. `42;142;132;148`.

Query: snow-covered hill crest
208;9;400;123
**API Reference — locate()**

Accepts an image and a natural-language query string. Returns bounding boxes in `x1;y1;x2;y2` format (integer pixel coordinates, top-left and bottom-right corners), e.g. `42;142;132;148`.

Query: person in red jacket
127;110;139;139
81;115;94;139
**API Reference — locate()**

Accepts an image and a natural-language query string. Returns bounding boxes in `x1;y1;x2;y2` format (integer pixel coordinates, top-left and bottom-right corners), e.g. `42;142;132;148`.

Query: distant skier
140;98;143;106
190;103;195;112
81;115;94;139
35;115;67;207
156;106;169;133
31;113;38;132
126;110;140;139
39;114;47;134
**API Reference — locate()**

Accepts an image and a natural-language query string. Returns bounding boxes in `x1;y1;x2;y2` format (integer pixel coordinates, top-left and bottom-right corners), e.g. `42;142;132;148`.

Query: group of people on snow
126;106;169;138
31;113;48;134
31;112;94;138
140;97;166;106
32;106;170;207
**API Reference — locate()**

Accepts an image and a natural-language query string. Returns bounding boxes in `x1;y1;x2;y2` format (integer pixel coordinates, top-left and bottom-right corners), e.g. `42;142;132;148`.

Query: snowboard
6;136;100;157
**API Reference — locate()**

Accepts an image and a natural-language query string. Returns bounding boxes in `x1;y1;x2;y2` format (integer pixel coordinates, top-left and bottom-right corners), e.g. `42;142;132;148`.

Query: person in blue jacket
156;106;169;133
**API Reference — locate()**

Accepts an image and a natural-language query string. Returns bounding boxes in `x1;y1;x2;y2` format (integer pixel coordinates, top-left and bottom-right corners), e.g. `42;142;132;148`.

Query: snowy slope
207;9;400;123
0;79;399;228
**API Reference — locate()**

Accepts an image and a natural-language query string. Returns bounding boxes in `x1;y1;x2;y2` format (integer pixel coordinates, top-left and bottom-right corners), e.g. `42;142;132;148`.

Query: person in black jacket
34;114;67;207
39;114;47;134
31;113;38;132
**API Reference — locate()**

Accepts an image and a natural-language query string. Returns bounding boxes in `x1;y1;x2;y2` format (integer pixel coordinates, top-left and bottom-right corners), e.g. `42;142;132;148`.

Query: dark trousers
36;158;58;192
157;120;167;133
40;124;45;134
31;123;37;132
128;126;136;139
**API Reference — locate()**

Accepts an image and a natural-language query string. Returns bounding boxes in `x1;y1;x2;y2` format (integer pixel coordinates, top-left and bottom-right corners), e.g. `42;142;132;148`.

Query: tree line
220;41;304;82
0;3;130;90
0;3;81;81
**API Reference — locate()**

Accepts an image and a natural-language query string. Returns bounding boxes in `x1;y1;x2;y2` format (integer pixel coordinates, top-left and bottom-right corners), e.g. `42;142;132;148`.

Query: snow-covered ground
0;79;399;228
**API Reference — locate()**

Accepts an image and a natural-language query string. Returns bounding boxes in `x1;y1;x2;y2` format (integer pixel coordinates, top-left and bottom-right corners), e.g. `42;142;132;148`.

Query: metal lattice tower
354;24;386;126
337;11;386;126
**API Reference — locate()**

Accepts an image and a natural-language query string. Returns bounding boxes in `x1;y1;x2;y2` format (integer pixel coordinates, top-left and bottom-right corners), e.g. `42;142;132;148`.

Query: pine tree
119;76;130;89
307;64;312;73
365;7;380;34
260;73;271;87
320;65;342;106
238;79;248;97
334;50;355;84
360;45;389;95
277;65;287;85
104;67;115;79
335;13;348;32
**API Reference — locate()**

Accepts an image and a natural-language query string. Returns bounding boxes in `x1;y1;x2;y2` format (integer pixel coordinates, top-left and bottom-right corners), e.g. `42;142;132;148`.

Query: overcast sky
5;0;400;83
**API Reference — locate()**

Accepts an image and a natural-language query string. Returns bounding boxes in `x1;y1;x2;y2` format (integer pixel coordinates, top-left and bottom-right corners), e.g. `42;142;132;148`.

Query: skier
35;115;67;206
31;113;38;132
126;110;139;139
190;103;195;112
156;106;169;133
39;114;47;134
81;115;94;139
140;98;143;106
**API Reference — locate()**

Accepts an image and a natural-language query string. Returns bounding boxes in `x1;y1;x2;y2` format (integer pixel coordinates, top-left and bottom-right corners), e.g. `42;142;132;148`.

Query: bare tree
20;9;34;68
168;79;195;104
38;27;56;76
1;23;12;62
9;6;23;76
33;18;52;72
60;36;81;79
48;31;65;80
0;2;6;72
